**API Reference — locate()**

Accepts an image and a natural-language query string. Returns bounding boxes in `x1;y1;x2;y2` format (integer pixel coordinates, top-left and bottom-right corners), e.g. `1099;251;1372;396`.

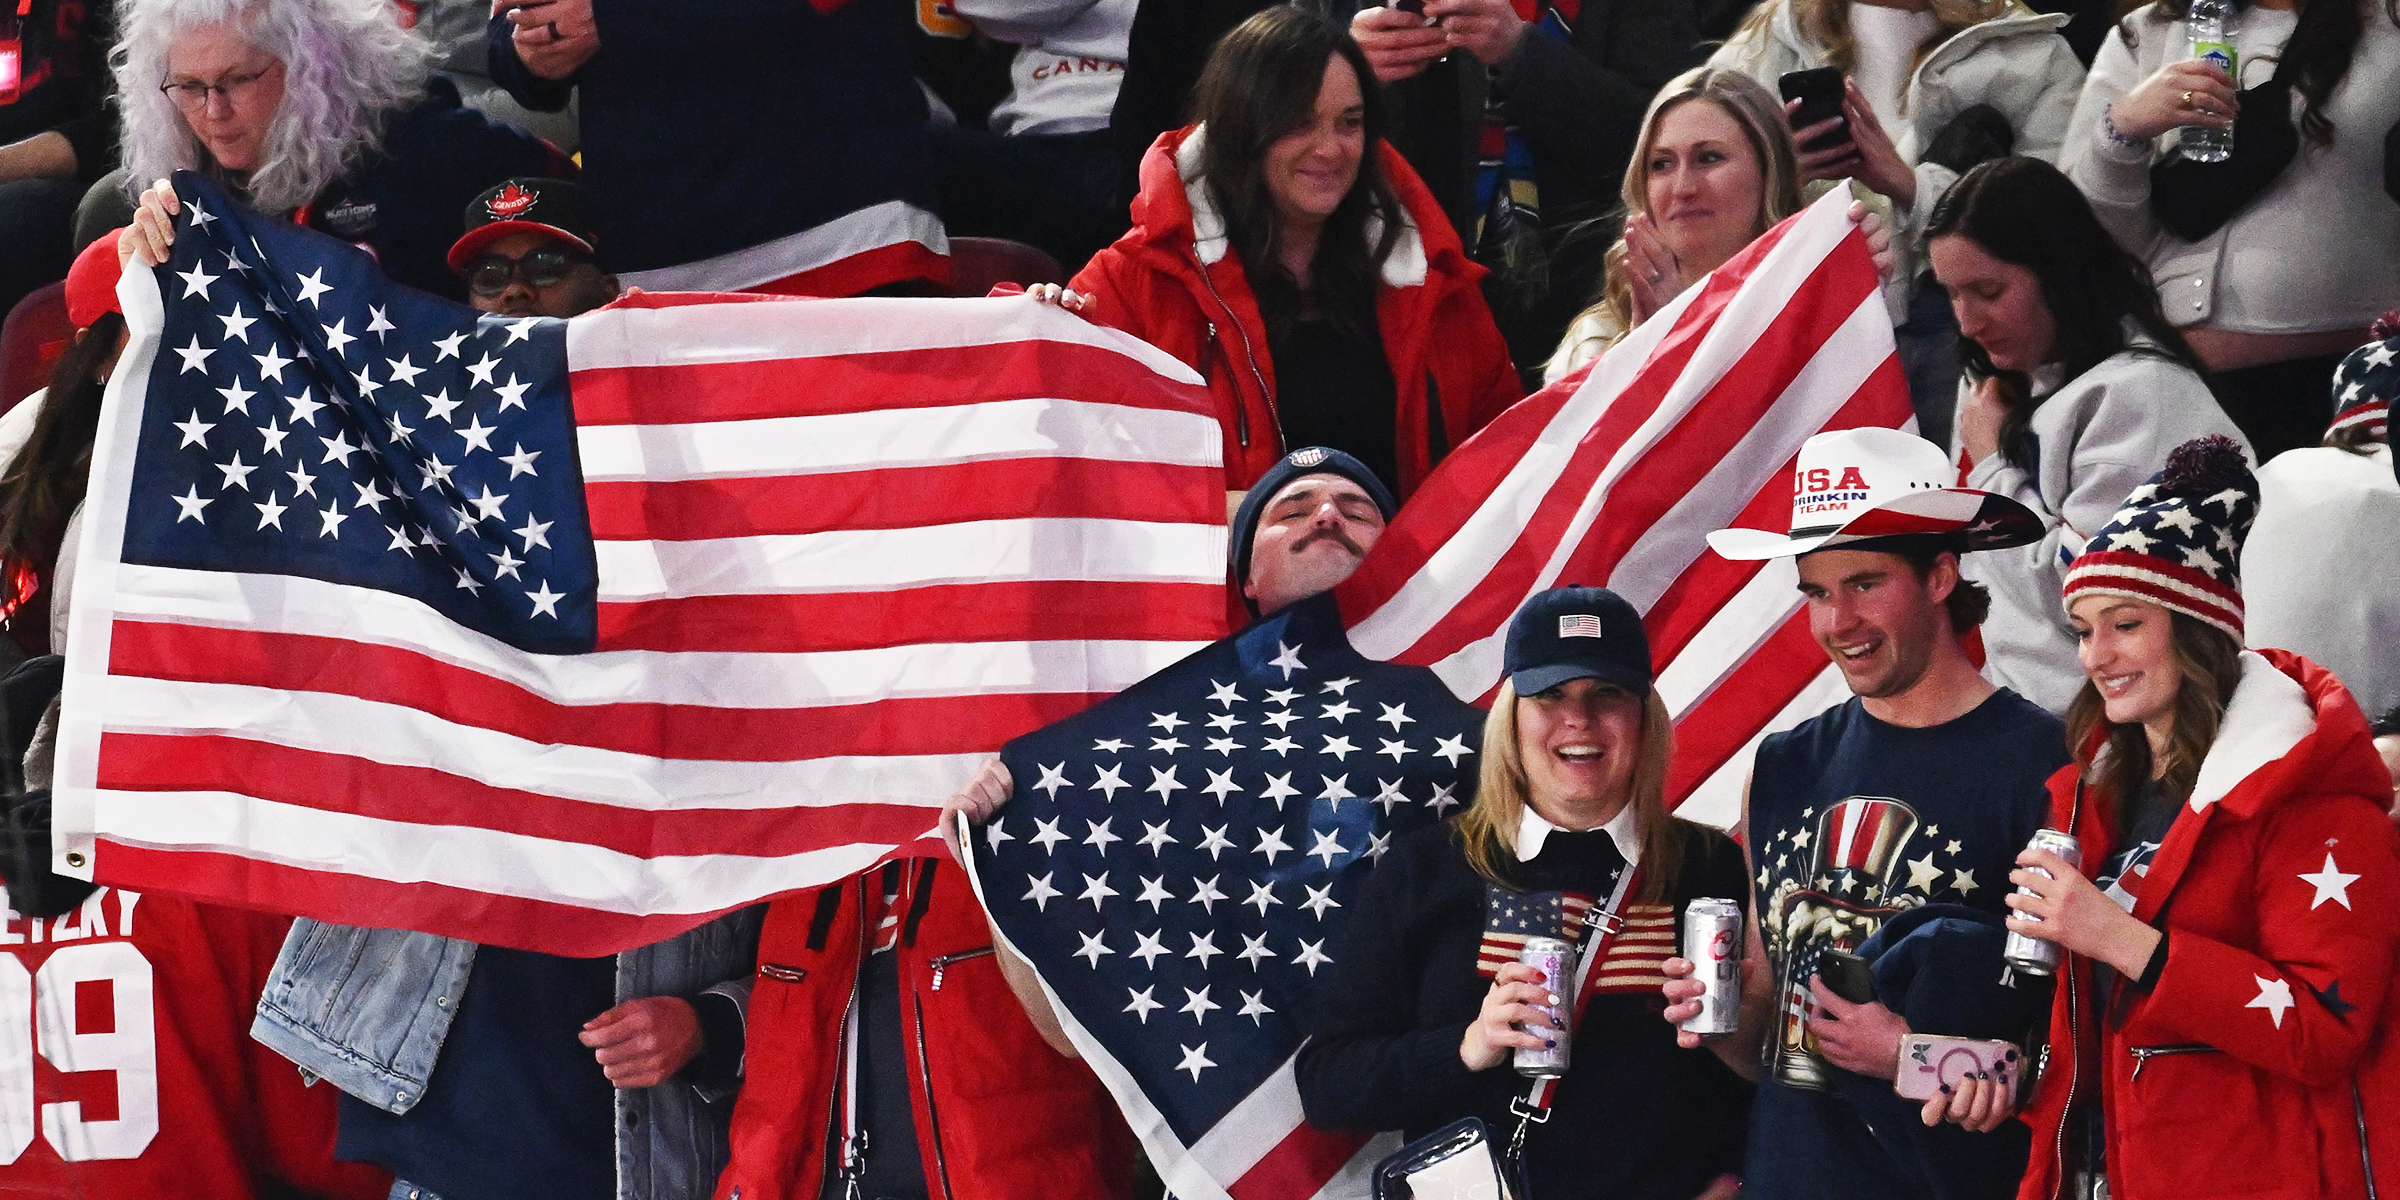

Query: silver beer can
1513;936;1572;1078
2002;828;2084;975
1679;898;1743;1035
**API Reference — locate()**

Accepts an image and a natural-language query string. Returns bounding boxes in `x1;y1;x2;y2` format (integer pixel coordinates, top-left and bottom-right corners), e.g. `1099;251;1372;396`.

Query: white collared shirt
1514;804;1642;867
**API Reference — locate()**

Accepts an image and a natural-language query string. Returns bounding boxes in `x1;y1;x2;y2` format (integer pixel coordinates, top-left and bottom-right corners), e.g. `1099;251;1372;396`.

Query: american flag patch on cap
1558;614;1605;638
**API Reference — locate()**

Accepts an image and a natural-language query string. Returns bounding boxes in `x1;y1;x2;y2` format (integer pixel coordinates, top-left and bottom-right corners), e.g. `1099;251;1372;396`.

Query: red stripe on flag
585;458;1226;541
597;580;1227;653
1663;615;1828;807
571;340;1210;426
1639;375;1909;665
95;732;938;857
1548;260;1884;593
90;843;744;957
1225;1124;1374;1200
108;622;1111;760
1335;379;1581;622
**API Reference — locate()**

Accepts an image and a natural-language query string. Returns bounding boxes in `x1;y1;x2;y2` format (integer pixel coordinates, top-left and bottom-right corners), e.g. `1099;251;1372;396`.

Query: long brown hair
2064;610;2243;816
1454;681;1688;903
1551;69;1802;368
1188;4;1403;344
0;312;127;623
1925;159;2204;472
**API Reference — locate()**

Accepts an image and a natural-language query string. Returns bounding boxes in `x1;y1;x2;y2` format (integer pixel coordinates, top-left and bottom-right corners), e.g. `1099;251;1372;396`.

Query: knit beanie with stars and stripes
2061;435;2259;642
2326;332;2397;446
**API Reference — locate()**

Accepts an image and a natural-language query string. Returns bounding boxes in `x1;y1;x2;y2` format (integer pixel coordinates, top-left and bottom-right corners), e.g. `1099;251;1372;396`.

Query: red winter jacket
1069;126;1521;498
2016;650;2400;1200
712;859;1135;1200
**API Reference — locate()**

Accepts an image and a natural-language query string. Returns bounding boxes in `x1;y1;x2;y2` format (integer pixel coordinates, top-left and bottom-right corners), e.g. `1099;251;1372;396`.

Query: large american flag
1338;186;1910;829
966;592;1486;1200
51;173;1228;955
981;188;1907;1200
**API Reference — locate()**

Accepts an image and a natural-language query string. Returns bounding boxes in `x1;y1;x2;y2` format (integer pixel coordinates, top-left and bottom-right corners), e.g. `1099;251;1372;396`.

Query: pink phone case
1895;1035;2020;1101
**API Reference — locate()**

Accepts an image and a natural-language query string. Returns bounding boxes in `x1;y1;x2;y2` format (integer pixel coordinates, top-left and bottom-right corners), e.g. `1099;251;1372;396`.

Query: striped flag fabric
52;173;1228;956
1336;187;1912;829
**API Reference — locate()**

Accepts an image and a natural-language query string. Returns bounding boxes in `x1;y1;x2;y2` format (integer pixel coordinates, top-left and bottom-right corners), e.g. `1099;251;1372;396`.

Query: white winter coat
1707;0;2085;260
1952;347;2250;713
2058;3;2400;333
2244;442;2400;720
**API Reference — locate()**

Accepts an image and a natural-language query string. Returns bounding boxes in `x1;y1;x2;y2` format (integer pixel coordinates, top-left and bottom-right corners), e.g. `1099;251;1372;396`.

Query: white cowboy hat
1705;427;2042;561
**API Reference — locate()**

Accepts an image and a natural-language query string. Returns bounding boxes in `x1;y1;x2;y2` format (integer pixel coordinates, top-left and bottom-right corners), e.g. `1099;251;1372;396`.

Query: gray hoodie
1952;347;2249;712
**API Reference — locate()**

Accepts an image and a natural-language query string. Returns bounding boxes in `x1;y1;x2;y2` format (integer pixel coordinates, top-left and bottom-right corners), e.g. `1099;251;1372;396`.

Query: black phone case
1816;948;1878;1004
1779;67;1848;153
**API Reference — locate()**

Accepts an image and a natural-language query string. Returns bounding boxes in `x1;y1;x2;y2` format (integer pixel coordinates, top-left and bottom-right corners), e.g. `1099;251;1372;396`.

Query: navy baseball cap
1504;586;1652;698
1230;447;1398;615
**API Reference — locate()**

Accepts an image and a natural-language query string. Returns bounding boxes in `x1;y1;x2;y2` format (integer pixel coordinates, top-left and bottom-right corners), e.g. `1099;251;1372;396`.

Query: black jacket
1297;818;1753;1200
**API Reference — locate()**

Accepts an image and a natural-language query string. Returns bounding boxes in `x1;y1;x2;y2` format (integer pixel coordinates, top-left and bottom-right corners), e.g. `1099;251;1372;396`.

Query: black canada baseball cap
448;178;598;272
1503;586;1652;698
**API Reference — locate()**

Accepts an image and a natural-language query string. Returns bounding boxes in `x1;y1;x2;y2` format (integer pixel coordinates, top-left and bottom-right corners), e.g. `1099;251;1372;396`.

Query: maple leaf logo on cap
486;182;538;220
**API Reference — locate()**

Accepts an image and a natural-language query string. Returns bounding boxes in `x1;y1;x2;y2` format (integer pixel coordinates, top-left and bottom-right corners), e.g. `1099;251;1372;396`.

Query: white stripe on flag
101;676;995;810
1607;292;1896;609
594;517;1228;598
566;291;1205;384
108;567;1203;705
1651;559;1805;716
1675;663;1851;831
90;789;892;913
576;398;1223;482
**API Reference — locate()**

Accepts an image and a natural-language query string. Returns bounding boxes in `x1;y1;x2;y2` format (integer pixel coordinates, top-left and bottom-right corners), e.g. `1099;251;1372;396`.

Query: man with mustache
715;448;1397;1200
1661;427;2070;1200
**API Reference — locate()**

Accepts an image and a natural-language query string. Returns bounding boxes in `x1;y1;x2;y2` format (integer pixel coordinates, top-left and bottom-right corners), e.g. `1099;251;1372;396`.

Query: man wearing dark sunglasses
447;177;620;319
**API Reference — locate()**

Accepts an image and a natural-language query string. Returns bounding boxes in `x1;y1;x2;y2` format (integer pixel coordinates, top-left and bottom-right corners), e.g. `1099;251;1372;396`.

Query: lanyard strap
1516;859;1643;1117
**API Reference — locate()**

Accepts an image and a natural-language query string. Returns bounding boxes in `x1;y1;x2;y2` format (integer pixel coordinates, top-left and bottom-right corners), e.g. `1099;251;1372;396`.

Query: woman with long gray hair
113;0;562;298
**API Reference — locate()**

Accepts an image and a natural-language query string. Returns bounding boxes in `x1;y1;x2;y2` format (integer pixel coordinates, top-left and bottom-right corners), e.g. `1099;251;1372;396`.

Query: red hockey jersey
0;888;390;1198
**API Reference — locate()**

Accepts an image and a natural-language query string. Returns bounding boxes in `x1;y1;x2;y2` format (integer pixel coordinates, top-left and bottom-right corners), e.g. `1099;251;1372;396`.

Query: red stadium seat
0;282;73;416
947;237;1065;298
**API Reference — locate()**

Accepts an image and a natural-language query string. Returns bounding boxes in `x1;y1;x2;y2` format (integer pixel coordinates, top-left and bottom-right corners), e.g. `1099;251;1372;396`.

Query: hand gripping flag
51;173;1227;955
964;593;1485;1200
1337;187;1912;827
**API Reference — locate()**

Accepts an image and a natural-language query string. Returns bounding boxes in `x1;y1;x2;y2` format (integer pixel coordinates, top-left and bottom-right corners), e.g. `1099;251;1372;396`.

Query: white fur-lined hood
1172;124;1430;289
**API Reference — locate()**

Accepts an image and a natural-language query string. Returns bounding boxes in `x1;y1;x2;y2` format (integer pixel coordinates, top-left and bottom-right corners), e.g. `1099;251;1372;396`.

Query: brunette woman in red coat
1063;4;1520;499
1929;436;2400;1199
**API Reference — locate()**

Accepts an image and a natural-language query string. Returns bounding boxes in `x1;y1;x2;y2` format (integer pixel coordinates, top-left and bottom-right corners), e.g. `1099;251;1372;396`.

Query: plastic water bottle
2183;0;2236;163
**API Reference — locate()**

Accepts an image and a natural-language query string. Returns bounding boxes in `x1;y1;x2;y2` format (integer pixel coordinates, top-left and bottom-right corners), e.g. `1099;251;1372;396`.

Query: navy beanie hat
1229;447;1397;616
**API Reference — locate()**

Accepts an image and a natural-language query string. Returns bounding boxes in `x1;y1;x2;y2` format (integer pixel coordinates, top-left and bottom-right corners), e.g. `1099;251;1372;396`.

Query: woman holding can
1930;436;2400;1197
1295;587;1753;1200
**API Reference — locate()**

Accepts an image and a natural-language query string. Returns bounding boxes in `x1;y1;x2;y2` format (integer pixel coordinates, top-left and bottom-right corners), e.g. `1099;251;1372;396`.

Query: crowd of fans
0;0;2396;1196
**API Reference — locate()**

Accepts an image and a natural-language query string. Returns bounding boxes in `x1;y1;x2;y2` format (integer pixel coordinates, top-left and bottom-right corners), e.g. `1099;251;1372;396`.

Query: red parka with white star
2015;649;2400;1200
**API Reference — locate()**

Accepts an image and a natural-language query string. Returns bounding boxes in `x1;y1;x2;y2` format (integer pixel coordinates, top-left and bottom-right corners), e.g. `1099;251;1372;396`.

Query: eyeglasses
464;247;589;297
159;63;279;114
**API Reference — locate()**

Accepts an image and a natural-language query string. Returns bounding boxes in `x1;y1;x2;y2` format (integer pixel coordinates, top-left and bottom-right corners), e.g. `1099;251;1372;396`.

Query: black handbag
2149;55;2301;242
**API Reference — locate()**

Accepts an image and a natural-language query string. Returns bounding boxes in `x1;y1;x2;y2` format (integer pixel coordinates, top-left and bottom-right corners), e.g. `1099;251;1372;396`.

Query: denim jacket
251;909;765;1200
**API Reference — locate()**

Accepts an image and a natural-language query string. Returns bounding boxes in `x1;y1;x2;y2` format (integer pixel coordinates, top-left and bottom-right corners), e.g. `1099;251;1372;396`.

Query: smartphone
1815;948;1877;1005
1778;67;1850;154
1392;0;1426;11
1895;1035;2022;1101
